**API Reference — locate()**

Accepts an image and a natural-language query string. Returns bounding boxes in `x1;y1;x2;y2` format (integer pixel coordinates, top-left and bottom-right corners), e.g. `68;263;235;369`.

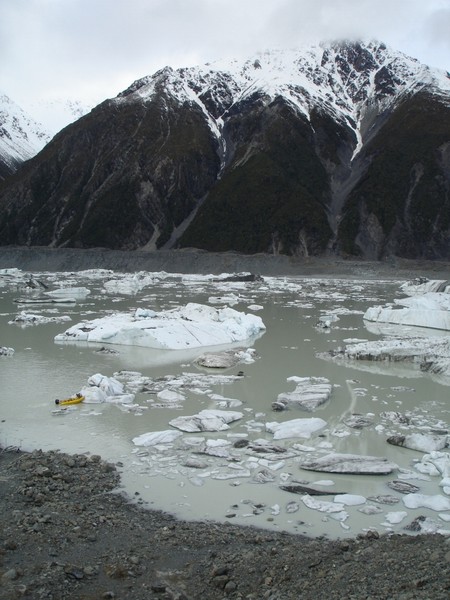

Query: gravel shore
1;246;450;279
1;446;449;600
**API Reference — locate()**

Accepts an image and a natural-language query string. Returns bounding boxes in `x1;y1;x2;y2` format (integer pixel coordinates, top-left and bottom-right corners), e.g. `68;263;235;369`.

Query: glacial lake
1;268;449;539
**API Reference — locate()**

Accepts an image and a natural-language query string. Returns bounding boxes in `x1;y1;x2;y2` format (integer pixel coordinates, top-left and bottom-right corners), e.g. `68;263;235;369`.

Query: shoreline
1;246;450;279
2;249;450;597
1;446;449;599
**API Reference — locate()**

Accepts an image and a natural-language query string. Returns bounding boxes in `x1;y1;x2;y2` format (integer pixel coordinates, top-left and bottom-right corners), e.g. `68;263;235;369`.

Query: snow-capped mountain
0;40;449;259
22;97;94;136
119;40;449;160
0;93;51;180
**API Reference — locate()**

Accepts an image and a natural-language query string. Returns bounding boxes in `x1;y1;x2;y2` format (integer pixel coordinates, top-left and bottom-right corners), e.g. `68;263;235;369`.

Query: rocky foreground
1;447;449;600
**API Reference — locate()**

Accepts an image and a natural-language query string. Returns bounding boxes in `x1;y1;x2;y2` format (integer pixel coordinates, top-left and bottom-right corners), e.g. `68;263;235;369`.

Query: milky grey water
1;269;449;538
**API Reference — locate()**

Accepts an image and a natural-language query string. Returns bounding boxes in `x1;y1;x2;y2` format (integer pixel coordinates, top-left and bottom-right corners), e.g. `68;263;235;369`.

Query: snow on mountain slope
0;40;449;259
22;97;94;136
0;92;51;174
117;40;450;158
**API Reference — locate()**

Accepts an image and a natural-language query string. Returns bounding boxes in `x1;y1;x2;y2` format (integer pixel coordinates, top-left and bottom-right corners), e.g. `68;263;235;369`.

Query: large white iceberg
364;291;450;331
54;302;265;350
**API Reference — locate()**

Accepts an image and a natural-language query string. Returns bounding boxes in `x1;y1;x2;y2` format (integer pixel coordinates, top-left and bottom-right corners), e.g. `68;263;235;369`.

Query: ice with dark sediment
9;311;71;327
299;453;398;474
387;432;448;453
272;376;332;412
169;409;244;432
319;279;450;383
325;336;450;382
195;347;257;368
0;346;14;356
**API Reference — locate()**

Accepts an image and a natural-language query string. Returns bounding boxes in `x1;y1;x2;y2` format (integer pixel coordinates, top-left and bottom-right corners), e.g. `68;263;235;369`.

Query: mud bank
1;246;450;278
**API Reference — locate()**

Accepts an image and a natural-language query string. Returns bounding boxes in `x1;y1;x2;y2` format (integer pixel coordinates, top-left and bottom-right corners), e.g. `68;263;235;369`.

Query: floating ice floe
334;494;366;506
316;314;340;329
328;337;450;381
157;389;185;403
280;483;343;496
79;373;135;404
387;480;420;494
402;493;450;511
115;370;243;398
169;409;244;432
387;433;448;453
404;515;450;535
8;311;72;327
401;278;450;296
272;376;332;412
15;296;76;305
265;417;327;440
383;511;408;525
103;272;160;295
364;291;450;331
45;287;90;300
195;347;256;368
132;430;183;446
299;453;397;474
54;302;265;350
414;451;450;493
0;346;14;356
343;414;374;429
208;293;240;306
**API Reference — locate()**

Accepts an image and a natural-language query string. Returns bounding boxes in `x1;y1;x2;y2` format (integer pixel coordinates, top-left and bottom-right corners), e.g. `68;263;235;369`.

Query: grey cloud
0;0;449;106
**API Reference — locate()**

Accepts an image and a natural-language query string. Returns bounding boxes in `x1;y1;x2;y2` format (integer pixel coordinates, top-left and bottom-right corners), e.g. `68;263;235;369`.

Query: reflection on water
1;270;449;538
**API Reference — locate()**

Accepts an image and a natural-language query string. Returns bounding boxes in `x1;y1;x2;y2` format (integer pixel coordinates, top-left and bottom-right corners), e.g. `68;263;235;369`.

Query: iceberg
272;376;332;412
78;373;135;405
400;278;450;296
299;453;397;474
45;287;90;299
387;433;448;453
402;493;450;511
0;346;14;356
265;417;327;440
364;291;450;331
169;409;244;432
332;337;450;381
132;430;183;446
54;303;265;350
9;311;71;327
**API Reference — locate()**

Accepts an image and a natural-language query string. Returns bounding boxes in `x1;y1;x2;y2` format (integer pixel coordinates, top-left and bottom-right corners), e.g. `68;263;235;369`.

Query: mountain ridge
0;40;449;259
0;93;51;181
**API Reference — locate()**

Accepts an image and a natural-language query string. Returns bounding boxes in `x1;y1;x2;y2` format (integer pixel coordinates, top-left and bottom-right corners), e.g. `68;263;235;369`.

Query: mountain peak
1;40;449;260
0;92;51;180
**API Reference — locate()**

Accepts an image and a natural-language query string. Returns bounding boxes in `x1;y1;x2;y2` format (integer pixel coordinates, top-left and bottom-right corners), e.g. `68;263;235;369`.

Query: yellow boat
55;394;85;406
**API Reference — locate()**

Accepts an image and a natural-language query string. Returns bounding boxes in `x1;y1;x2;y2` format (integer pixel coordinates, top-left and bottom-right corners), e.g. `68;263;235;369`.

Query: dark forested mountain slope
0;40;449;259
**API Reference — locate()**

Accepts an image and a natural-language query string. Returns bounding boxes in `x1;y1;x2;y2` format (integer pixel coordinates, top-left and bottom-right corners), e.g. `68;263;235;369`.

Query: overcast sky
2;0;450;109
